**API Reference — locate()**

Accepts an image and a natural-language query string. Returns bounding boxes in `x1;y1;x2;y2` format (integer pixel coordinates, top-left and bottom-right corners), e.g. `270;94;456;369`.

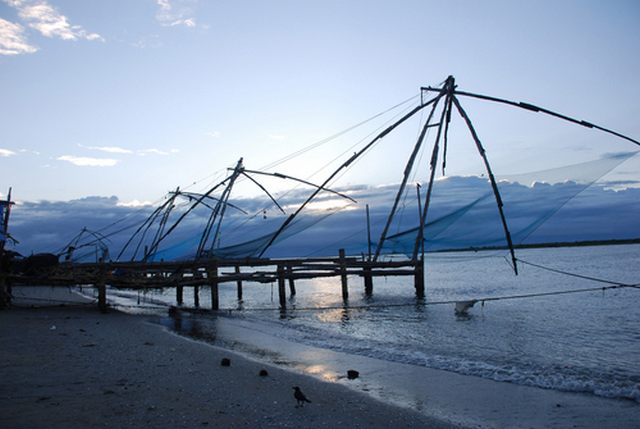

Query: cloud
79;144;133;154
155;0;197;28
0;148;17;157
0;17;38;55
117;199;154;208
6;175;640;260
267;134;287;141
57;155;118;167
4;0;103;42
137;148;180;156
206;131;221;139
76;144;179;157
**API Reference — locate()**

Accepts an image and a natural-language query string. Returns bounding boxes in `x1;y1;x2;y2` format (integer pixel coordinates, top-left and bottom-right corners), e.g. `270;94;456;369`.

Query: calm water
112;244;640;402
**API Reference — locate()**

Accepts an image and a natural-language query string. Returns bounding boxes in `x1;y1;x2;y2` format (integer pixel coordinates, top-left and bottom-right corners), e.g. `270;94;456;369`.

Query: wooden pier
6;249;425;312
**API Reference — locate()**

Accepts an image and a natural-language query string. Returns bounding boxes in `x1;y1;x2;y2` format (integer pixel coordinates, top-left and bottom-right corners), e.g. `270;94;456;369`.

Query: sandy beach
0;294;456;429
3;287;640;429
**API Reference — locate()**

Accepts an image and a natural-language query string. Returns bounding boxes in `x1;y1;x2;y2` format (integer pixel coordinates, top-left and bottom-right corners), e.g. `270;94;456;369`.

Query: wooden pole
277;265;286;309
193;286;200;308
287;265;296;296
176;285;184;305
366;204;372;261
413;77;455;261
339;248;348;300
97;263;107;313
374;90;446;261
452;95;518;275
235;264;243;301
210;262;219;311
259;96;441;258
364;266;373;296
414;258;425;298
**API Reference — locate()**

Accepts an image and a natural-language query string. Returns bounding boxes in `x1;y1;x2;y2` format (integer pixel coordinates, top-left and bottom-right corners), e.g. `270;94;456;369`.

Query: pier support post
414;258;425;298
209;262;219;311
194;286;200;308
97;263;107;313
339;248;348;301
287;265;296;296
364;266;373;296
0;274;7;309
235;265;243;301
176;286;183;306
277;265;286;309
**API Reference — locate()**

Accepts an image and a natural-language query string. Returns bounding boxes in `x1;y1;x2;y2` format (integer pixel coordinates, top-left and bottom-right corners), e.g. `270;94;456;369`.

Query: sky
1;0;639;257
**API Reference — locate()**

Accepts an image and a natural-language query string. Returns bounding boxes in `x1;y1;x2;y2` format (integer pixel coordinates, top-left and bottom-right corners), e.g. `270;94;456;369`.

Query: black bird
293;386;311;407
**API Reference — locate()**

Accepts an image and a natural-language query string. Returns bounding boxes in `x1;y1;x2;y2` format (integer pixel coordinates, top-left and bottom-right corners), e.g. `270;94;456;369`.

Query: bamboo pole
451;95;518;275
373;91;445;261
412;77;455;261
259;95;441;258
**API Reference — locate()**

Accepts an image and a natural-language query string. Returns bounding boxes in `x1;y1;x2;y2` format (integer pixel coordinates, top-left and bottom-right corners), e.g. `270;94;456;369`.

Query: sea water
111;244;640;403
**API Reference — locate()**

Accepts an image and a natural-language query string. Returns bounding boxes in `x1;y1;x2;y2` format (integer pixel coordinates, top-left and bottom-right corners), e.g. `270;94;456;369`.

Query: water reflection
162;310;217;343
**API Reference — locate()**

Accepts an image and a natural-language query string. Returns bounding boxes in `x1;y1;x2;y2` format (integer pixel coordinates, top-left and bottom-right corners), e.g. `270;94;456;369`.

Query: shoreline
4;287;640;428
0;296;457;429
159;310;640;429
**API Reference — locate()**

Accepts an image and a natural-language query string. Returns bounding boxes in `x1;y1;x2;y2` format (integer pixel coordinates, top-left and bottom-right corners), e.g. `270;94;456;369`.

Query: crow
293;386;311;407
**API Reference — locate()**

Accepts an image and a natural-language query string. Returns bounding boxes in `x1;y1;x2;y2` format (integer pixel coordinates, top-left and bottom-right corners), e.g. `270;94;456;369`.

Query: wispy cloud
0;148;17;157
19;148;40;155
137;148;180;156
267;134;287;141
79;144;133;154
117;199;154;208
4;0;103;42
155;0;197;28
78;144;178;156
0;17;37;55
206;131;221;138
57;155;118;167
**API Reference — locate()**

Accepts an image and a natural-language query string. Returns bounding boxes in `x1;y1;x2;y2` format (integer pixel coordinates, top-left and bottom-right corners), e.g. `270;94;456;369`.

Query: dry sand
0;302;458;429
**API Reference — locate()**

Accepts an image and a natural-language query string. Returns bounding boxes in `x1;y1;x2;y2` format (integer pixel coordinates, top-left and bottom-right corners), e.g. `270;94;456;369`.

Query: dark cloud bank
7;175;640;260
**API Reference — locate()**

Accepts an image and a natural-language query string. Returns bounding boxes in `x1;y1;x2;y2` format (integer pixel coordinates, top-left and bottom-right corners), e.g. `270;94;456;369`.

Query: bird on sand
293;386;311;407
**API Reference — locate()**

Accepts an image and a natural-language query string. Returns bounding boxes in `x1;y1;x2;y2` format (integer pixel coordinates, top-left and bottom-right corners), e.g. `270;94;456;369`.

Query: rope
516;257;636;287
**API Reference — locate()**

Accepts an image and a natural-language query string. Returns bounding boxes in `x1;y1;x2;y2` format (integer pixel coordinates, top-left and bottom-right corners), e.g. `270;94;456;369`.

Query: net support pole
451;96;518;275
373;90;446;261
259;95;441;258
412;77;456;261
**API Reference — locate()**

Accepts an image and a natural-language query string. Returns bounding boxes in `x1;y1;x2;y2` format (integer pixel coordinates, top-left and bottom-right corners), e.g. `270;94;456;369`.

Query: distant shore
432;237;640;253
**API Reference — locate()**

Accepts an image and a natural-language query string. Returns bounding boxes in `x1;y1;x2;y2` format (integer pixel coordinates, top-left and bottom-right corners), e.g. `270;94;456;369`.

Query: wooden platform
5;249;425;312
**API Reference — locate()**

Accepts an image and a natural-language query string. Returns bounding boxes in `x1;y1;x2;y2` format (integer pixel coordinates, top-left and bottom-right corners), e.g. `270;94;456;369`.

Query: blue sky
1;0;639;257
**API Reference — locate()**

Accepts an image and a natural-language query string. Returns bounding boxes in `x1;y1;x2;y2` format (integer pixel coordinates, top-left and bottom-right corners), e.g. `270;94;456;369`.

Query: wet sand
3;288;639;428
0;299;456;428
